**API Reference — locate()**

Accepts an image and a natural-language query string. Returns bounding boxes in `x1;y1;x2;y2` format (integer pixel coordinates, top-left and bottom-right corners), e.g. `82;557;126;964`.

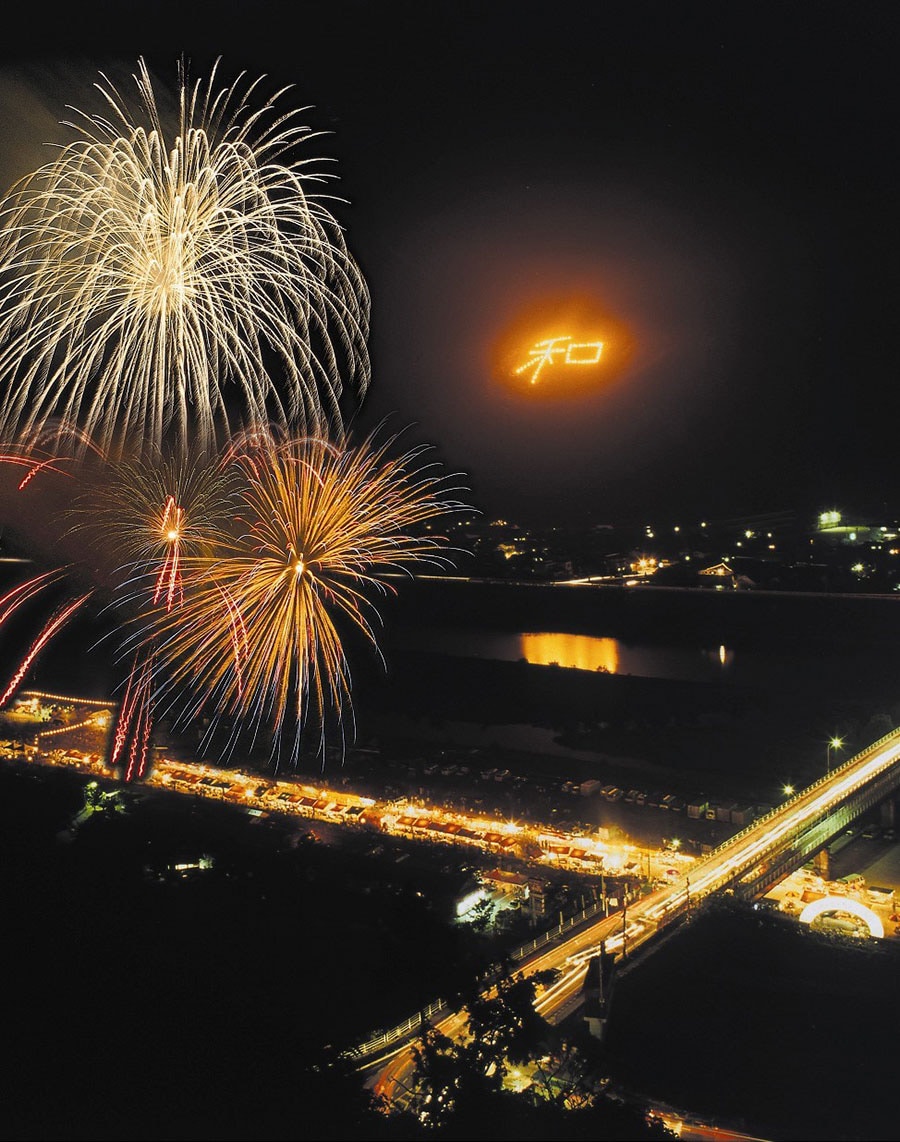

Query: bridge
356;724;900;1102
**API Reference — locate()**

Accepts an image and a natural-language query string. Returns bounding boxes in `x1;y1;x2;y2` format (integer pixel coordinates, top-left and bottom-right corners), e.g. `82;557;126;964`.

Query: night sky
0;1;896;528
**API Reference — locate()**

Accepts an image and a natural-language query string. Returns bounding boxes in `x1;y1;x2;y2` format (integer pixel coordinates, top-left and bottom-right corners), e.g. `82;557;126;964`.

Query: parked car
861;823;882;840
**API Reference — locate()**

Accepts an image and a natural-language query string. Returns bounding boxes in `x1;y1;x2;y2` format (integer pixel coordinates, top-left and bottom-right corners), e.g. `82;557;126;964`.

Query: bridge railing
662;728;900;909
353;897;611;1060
704;725;900;861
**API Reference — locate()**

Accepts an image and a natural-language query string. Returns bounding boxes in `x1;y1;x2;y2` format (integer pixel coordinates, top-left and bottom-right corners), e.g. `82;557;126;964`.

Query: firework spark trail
124;657;154;782
109;650;155;781
0;56;370;463
0;424;108;489
1;454;71;490
152;496;185;611
0;570;67;628
0;427;93;490
215;582;248;700
121;427;470;766
0;591;93;707
109;659;137;769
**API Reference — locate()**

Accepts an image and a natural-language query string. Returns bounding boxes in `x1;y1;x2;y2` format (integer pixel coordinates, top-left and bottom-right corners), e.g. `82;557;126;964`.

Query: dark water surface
348;579;900;808
379;576;900;689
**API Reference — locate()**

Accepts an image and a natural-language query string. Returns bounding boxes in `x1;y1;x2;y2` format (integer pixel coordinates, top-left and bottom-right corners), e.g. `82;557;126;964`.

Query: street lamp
826;736;843;775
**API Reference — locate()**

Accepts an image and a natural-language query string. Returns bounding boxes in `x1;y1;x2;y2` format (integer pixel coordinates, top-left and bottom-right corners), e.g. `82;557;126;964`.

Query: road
364;898;652;1102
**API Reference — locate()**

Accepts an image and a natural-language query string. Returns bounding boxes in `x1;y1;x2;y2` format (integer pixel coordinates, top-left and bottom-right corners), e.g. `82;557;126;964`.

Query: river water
344;577;900;805
378;576;900;700
387;621;863;691
5;562;900;697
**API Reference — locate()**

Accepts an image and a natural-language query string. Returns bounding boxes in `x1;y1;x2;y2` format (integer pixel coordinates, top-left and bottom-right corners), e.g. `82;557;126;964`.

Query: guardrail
354;897;610;1059
691;726;900;874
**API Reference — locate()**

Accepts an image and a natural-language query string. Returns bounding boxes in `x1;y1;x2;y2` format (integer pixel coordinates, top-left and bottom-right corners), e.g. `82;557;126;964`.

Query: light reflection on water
520;632;735;679
392;626;736;683
520;632;620;673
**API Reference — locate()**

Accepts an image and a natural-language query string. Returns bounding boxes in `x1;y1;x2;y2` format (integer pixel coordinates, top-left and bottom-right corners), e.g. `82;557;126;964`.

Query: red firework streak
110;653;155;782
0;590;93;708
114;495;194;781
0;570;66;628
153;496;184;612
0;449;74;490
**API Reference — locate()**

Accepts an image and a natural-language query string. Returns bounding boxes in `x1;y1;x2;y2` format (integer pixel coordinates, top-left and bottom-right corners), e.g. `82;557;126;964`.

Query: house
698;561;754;589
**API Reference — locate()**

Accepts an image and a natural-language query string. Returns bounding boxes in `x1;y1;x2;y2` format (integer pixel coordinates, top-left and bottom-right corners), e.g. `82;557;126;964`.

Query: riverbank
384;575;900;651
353;647;899;811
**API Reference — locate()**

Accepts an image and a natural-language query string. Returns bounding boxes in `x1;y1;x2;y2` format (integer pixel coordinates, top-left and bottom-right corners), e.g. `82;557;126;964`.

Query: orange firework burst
124;425;471;767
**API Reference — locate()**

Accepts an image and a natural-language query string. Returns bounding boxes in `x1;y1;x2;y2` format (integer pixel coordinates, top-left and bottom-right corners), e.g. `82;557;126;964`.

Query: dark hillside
603;899;900;1141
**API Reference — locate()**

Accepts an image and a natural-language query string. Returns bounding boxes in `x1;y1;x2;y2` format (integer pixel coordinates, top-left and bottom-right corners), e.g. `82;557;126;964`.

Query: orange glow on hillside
493;296;634;397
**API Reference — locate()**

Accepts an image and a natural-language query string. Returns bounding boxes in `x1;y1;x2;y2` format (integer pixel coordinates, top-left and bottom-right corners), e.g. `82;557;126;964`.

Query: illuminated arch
798;895;884;937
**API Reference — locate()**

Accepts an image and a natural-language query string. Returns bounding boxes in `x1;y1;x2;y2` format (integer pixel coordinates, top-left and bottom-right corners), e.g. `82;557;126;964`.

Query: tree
396;967;677;1140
